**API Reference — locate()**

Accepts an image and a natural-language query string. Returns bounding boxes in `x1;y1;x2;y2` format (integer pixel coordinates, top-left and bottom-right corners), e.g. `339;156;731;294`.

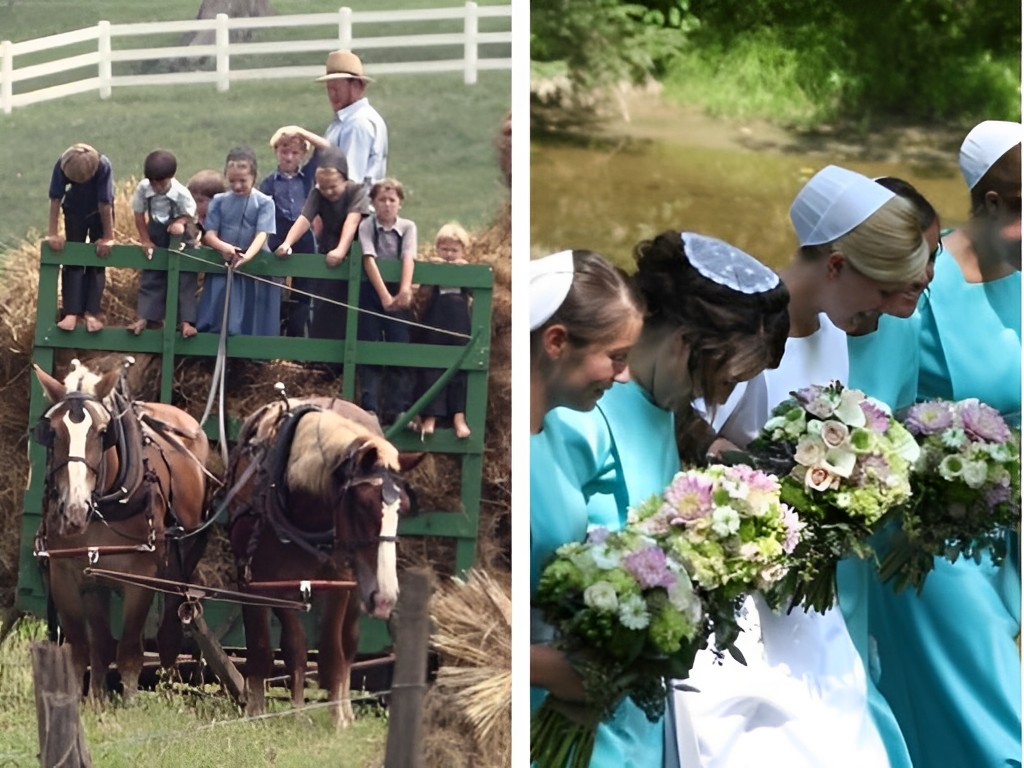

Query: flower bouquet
531;465;796;767
629;464;802;655
728;381;920;613
878;398;1021;592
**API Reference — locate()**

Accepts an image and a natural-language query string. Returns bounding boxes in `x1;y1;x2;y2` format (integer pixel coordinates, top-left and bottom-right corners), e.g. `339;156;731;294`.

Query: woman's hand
531;644;587;703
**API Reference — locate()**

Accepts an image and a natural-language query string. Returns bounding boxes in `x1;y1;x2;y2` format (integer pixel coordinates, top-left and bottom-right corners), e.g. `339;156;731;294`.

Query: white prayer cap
529;250;574;331
789;165;895;246
958;120;1022;190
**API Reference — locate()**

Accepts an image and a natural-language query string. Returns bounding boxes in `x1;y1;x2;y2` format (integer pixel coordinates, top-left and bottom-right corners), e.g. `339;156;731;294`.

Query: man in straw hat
271;50;388;190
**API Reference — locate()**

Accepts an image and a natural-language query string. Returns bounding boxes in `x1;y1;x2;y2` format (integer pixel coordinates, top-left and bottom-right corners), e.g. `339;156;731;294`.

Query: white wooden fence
0;3;512;115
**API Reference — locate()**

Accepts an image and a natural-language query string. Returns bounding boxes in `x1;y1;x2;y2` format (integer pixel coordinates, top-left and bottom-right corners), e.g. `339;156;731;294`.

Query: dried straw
423;569;511;766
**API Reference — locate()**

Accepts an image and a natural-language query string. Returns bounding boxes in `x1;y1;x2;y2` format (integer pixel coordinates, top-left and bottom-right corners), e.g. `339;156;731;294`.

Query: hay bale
423;569;511;766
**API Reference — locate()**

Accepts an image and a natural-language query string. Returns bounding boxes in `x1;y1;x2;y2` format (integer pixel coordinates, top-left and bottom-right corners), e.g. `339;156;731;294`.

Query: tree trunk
182;0;276;48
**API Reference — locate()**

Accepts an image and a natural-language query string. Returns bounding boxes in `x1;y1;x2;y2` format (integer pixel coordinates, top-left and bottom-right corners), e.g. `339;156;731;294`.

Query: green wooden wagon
17;239;494;657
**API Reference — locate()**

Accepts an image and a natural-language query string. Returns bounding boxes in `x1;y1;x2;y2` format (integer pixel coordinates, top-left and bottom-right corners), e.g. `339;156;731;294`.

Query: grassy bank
0;0;511;252
0;617;388;767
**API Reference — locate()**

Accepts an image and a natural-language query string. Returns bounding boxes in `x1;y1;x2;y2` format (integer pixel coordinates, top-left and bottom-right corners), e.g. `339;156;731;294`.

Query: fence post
463;1;479;85
1;40;12;115
338;7;353;49
30;641;92;768
383;568;432;768
98;21;112;100
215;13;230;92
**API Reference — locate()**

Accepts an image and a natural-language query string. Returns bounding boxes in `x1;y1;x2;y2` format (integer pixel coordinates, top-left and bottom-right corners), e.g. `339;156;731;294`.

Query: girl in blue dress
539;232;791;767
530;249;647;767
196;146;279;336
856;120;1022;768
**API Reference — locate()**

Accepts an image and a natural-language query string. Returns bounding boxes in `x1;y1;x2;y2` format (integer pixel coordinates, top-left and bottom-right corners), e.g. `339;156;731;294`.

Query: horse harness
31;385;191;556
229;403;403;584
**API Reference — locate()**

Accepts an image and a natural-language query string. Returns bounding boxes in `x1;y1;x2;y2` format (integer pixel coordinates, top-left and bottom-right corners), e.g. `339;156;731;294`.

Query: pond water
530;100;969;271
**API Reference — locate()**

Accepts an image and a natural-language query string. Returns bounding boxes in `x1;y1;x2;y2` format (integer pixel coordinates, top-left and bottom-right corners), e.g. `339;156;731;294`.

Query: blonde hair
271;132;312;156
435;222;470;249
809;195;928;285
60;143;100;184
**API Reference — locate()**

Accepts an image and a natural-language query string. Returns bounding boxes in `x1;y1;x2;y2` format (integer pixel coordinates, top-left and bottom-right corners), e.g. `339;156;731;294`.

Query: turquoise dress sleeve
847;312;922;412
531;388;668;767
868;251;1022;768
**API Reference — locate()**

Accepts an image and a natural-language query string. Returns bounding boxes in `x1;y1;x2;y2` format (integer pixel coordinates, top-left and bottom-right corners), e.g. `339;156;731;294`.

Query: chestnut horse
32;361;210;699
226;396;421;728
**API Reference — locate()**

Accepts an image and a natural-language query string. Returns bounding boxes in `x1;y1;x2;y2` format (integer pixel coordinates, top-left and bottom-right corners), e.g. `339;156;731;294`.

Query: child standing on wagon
273;146;368;342
46;143;115;332
416;222;473;438
184;169;226;246
196;147;279;336
259;131;317;337
356;177;417;424
130;149;199;337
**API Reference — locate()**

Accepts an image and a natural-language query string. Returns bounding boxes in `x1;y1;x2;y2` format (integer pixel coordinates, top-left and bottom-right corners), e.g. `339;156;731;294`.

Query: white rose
805;465;840;492
583;581;619;612
960;460;988;489
794;435;827;467
820;419;849;449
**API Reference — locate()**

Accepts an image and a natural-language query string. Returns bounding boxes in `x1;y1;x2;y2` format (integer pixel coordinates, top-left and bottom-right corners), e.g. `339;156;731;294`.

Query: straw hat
789;165;895;247
958;120;1022;190
316;50;373;82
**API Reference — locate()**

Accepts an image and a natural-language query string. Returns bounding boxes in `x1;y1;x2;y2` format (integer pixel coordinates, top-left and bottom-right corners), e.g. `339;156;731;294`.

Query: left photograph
0;2;511;765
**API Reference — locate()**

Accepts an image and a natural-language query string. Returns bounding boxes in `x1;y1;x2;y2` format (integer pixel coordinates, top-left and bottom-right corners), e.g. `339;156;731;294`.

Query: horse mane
285;409;401;497
62;364;103;395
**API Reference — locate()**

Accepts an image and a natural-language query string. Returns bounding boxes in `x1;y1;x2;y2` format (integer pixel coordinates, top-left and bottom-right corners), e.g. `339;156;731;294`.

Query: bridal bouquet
629;464;802;653
878;398;1021;592
531;526;705;768
735;381;920;613
531;464;797;767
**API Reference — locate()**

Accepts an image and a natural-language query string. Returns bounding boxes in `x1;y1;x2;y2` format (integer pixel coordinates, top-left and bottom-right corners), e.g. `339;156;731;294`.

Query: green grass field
0;0;511;252
0;617;389;767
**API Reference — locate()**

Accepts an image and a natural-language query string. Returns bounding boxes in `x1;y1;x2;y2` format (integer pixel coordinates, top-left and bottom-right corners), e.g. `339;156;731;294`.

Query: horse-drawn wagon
17;238;495;696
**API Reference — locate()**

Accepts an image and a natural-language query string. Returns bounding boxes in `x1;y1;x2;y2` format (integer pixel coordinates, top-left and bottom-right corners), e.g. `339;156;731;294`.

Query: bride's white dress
676;315;891;768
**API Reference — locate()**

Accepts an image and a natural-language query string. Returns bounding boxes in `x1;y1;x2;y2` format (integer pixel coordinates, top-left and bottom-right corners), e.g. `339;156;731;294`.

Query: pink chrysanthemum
960;400;1011;443
859;400;891;433
663;472;714;521
904;400;955;436
623;545;677;589
725;464;779;493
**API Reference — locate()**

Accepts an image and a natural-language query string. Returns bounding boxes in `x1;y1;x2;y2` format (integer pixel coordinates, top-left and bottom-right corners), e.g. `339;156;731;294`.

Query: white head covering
682;232;779;294
529;250;575;331
958;120;1022;190
789;165;895;246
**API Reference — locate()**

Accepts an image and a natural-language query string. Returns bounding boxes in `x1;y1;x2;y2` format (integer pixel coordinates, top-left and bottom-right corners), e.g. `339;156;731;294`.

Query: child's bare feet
420;416;436;438
453;413;471;439
84;314;104;333
127;318;147;336
56;314;79;331
181;322;198;339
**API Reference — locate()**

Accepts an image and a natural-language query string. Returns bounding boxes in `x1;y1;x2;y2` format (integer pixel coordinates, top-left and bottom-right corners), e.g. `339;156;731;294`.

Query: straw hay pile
423;568;512;766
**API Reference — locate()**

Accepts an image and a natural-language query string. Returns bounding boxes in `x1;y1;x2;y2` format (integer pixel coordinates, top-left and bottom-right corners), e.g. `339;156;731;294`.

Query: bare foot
419;416;436;436
453;413;471;439
127;318;147;336
56;314;79;331
84;314;104;333
181;322;198;339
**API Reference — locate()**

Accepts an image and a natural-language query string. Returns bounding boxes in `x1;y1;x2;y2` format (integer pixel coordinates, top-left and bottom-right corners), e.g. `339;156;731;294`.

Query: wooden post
30;642;92;768
186;607;246;708
384;568;432;768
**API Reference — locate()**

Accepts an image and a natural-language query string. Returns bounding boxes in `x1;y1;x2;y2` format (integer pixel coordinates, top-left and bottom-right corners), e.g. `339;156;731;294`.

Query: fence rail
0;3;512;114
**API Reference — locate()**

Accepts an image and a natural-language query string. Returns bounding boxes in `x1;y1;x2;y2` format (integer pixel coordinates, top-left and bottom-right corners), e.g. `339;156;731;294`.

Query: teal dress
860;251;1022;768
530;413;667;767
537;379;678;767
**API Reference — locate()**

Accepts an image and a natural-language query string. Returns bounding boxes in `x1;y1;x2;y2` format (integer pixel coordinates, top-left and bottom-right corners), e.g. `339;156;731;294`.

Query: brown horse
32;361;210;700
226;396;421;728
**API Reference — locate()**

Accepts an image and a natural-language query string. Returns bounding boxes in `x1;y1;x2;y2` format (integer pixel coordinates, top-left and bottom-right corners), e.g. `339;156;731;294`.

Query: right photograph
528;3;1022;767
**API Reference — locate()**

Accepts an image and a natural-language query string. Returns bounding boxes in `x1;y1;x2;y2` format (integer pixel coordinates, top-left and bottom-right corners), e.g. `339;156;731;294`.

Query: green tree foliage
533;0;1021;123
